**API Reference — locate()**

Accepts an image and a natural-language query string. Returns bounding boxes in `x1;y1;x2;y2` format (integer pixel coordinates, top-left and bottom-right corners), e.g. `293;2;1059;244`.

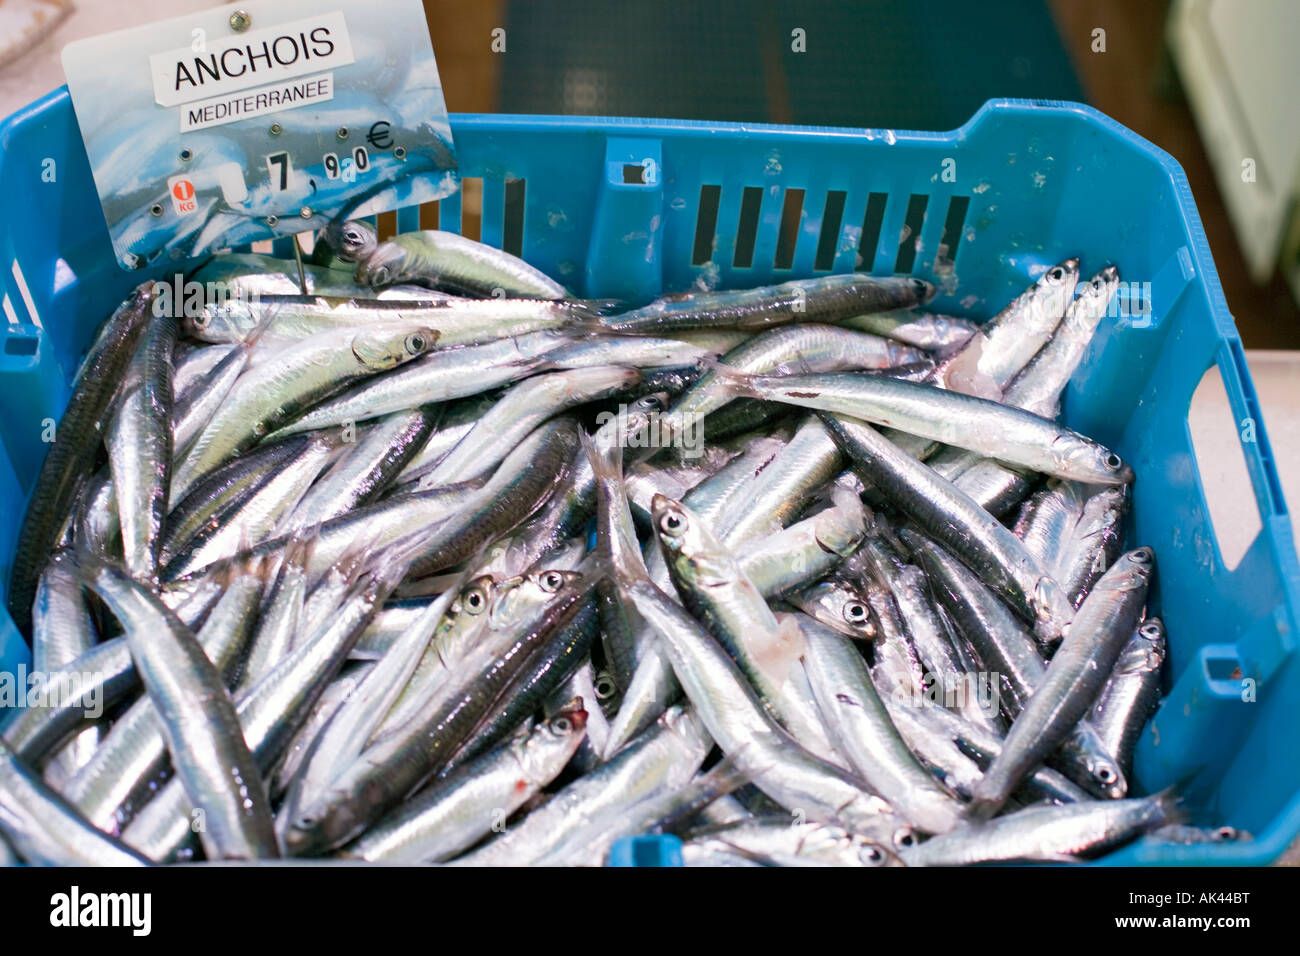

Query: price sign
62;0;458;270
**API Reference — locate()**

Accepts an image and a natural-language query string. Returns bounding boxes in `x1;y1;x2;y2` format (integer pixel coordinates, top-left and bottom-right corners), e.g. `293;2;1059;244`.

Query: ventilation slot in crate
936;195;971;271
894;194;929;274
692;184;722;266
503;178;526;257
460;177;484;241
814;190;848;271
418;200;440;231
732;186;763;268
856;192;888;271
774;188;805;270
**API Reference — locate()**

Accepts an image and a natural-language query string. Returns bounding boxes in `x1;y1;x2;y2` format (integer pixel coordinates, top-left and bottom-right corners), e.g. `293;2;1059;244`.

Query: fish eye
658;509;687;537
463;587;487;613
1049;267;1064;281
594;673;619;700
551;716;572;734
636;395;661;409
894;828;916;849
371;266;391;286
405;333;428;354
859;844;887;867
296;814;316;828
1095;765;1117;785
843;601;869;625
539;570;565;592
1214;827;1238;842
1141;622;1161;638
1105;453;1123;469
1131;548;1152;564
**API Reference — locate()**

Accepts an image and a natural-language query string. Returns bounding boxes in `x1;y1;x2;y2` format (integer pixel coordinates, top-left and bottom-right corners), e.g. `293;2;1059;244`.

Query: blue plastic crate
1;90;1297;865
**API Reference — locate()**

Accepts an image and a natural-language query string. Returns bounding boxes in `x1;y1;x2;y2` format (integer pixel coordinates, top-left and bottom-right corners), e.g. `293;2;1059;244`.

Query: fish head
325;219;379;263
1086;751;1129;800
513;699;589;782
649;493;732;585
350;324;438;369
487;569;578;629
1054;434;1133;486
804;823;904;868
282;793;363;857
1134;617;1168;667
791;579;875;640
1115;617;1167;675
594;390;669;452
354;241;408;288
1119;546;1156;582
592;669;622;715
1033;257;1080;320
1075;264;1121;317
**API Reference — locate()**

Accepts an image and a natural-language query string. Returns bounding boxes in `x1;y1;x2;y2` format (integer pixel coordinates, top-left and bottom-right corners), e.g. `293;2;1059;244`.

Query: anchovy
622;512;913;849
81;558;278;859
0;737;150;866
107;311;179;582
600;274;934;334
356;229;570;299
823;414;1075;643
968;549;1154;819
60;573;263;832
9;283;155;635
713;366;1132;485
838;309;978;352
172;322;436;501
799;614;963;833
452;706;711;866
344;702;588;863
1089;617;1167;780
933;258;1079;398
904;790;1178;866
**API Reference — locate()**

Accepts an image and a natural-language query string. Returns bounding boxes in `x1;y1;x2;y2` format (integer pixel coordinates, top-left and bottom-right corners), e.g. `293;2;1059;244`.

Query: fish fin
575;298;627;318
933;335;1000;399
1151;784;1188;827
828;481;869;525
752;612;809;689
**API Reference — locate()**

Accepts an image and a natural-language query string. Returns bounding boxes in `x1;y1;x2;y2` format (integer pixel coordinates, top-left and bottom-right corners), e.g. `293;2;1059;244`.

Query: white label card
62;0;458;271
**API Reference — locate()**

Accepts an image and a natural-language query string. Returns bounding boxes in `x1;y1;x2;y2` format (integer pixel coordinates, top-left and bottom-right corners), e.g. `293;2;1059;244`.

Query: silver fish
968;548;1154;819
357;230;569;299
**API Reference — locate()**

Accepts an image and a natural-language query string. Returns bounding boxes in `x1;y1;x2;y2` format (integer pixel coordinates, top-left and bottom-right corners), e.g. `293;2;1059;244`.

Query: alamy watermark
893;670;1001;719
0;664;104;719
595;404;706;459
1109;280;1153;329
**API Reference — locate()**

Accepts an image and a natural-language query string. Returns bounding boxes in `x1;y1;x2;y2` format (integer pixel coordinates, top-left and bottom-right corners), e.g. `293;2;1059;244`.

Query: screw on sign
167;176;199;216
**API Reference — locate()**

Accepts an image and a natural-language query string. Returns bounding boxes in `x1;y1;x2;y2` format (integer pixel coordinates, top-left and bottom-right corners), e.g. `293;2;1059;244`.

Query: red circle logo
172;180;195;201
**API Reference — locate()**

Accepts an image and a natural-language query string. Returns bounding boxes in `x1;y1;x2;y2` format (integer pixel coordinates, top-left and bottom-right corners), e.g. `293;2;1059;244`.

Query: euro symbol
367;121;393;150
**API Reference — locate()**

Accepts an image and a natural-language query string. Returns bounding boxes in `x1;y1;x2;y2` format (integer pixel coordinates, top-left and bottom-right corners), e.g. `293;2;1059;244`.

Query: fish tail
699;357;763;399
1150;783;1188;828
579;426;625;489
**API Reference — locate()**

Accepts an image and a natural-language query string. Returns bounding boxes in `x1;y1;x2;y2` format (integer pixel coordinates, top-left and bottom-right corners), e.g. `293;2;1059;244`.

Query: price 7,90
266;147;371;191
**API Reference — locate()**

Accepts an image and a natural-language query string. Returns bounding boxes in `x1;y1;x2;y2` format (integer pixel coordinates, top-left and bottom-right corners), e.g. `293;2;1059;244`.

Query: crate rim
2;89;1298;866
